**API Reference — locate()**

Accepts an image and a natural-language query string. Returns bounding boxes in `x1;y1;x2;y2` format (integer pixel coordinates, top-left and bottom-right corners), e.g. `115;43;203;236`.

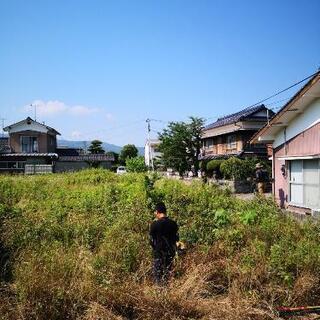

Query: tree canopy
158;117;204;176
88;140;105;154
119;144;138;164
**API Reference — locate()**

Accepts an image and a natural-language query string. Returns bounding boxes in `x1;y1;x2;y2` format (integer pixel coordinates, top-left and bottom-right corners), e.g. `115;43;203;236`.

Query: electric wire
204;70;320;125
244;70;320;109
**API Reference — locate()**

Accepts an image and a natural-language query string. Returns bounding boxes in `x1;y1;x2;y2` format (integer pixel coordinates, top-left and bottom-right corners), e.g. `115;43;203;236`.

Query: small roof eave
277;154;320;160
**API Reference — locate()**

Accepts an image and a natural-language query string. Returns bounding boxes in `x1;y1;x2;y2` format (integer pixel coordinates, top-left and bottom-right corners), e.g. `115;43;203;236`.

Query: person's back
150;216;178;256
149;202;179;285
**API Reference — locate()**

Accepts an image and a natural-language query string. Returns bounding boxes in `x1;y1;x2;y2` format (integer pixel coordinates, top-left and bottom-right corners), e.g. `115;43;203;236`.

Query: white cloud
25;100;104;117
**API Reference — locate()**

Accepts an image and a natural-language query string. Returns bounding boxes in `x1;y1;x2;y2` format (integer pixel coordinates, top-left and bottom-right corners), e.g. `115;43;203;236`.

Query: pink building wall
273;122;320;209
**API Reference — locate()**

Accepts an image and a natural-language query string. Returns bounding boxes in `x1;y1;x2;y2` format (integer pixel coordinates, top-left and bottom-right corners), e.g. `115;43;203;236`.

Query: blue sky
0;0;319;147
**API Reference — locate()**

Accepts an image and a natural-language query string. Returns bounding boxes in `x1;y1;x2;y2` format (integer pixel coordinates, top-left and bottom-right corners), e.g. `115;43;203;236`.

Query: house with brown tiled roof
200;104;274;160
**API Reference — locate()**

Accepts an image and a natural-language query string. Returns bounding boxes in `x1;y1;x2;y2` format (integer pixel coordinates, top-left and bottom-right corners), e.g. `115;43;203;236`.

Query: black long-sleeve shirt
149;217;179;256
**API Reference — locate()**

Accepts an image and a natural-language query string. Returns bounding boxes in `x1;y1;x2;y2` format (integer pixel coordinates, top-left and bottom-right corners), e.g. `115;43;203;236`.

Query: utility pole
146;118;154;171
0;118;6;137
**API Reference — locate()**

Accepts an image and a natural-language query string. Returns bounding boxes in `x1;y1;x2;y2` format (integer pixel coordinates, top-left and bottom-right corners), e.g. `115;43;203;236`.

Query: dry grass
1;171;320;319
1;255;320;320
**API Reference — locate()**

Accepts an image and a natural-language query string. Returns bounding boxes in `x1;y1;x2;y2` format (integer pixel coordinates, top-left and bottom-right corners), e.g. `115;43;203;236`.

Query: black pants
153;252;175;285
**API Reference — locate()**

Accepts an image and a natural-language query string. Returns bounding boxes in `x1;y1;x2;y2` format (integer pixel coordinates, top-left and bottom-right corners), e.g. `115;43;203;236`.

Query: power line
264;97;291;107
245;70;320;109
204;70;320;125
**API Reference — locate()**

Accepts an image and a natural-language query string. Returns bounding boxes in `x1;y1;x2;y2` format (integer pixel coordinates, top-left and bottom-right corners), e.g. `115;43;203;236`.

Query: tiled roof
205;104;269;130
4;117;61;135
0;153;58;157
56;148;81;156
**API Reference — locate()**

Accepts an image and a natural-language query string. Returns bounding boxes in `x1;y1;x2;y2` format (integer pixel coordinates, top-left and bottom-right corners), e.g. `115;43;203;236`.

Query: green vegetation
158;117;204;176
206;159;222;177
119;144;138;164
126;156;147;173
203;157;271;181
0;170;319;319
88;139;105;154
220;157;256;180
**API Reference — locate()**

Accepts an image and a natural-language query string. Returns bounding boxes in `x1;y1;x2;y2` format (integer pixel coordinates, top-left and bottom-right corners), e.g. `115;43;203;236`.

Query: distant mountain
57;139;144;155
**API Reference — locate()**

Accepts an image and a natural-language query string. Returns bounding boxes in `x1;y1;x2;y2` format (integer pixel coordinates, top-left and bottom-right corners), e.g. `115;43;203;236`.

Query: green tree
119;144;138;164
88;140;104;154
158;117;204;176
187;116;205;173
126;156;147;173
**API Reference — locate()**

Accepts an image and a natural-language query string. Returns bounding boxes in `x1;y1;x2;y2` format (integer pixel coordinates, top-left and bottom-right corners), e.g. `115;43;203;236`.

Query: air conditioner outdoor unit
311;209;320;218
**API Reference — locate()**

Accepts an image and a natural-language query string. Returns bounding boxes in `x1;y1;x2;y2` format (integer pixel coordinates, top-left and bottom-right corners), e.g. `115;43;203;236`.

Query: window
289;159;320;209
226;135;237;149
21;136;38;153
205;138;214;148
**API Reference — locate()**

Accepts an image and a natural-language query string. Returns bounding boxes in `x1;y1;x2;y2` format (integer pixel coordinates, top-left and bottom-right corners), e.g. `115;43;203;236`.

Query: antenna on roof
30;103;37;121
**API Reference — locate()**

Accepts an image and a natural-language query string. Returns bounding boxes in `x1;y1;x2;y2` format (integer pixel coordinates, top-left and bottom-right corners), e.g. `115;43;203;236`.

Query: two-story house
200;104;274;160
0;117;114;174
0;117;60;173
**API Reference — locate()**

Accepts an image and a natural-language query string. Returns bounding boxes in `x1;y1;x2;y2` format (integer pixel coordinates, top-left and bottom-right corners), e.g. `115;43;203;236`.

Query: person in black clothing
149;202;179;285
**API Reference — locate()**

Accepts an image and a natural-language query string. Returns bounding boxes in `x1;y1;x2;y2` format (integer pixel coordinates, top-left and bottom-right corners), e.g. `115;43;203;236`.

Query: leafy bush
206;160;222;172
206;160;223;178
126;156;147;172
220;157;255;180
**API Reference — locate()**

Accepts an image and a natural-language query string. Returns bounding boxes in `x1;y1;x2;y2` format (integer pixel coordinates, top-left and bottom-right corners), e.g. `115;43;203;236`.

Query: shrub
220;157;253;180
126;156;147;172
206;160;223;177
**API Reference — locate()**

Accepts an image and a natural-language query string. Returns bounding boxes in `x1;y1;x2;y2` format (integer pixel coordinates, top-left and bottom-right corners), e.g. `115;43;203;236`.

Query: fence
25;164;53;175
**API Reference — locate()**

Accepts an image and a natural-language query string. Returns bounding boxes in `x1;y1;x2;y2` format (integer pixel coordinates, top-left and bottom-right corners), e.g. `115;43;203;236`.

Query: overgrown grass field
0;169;320;319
